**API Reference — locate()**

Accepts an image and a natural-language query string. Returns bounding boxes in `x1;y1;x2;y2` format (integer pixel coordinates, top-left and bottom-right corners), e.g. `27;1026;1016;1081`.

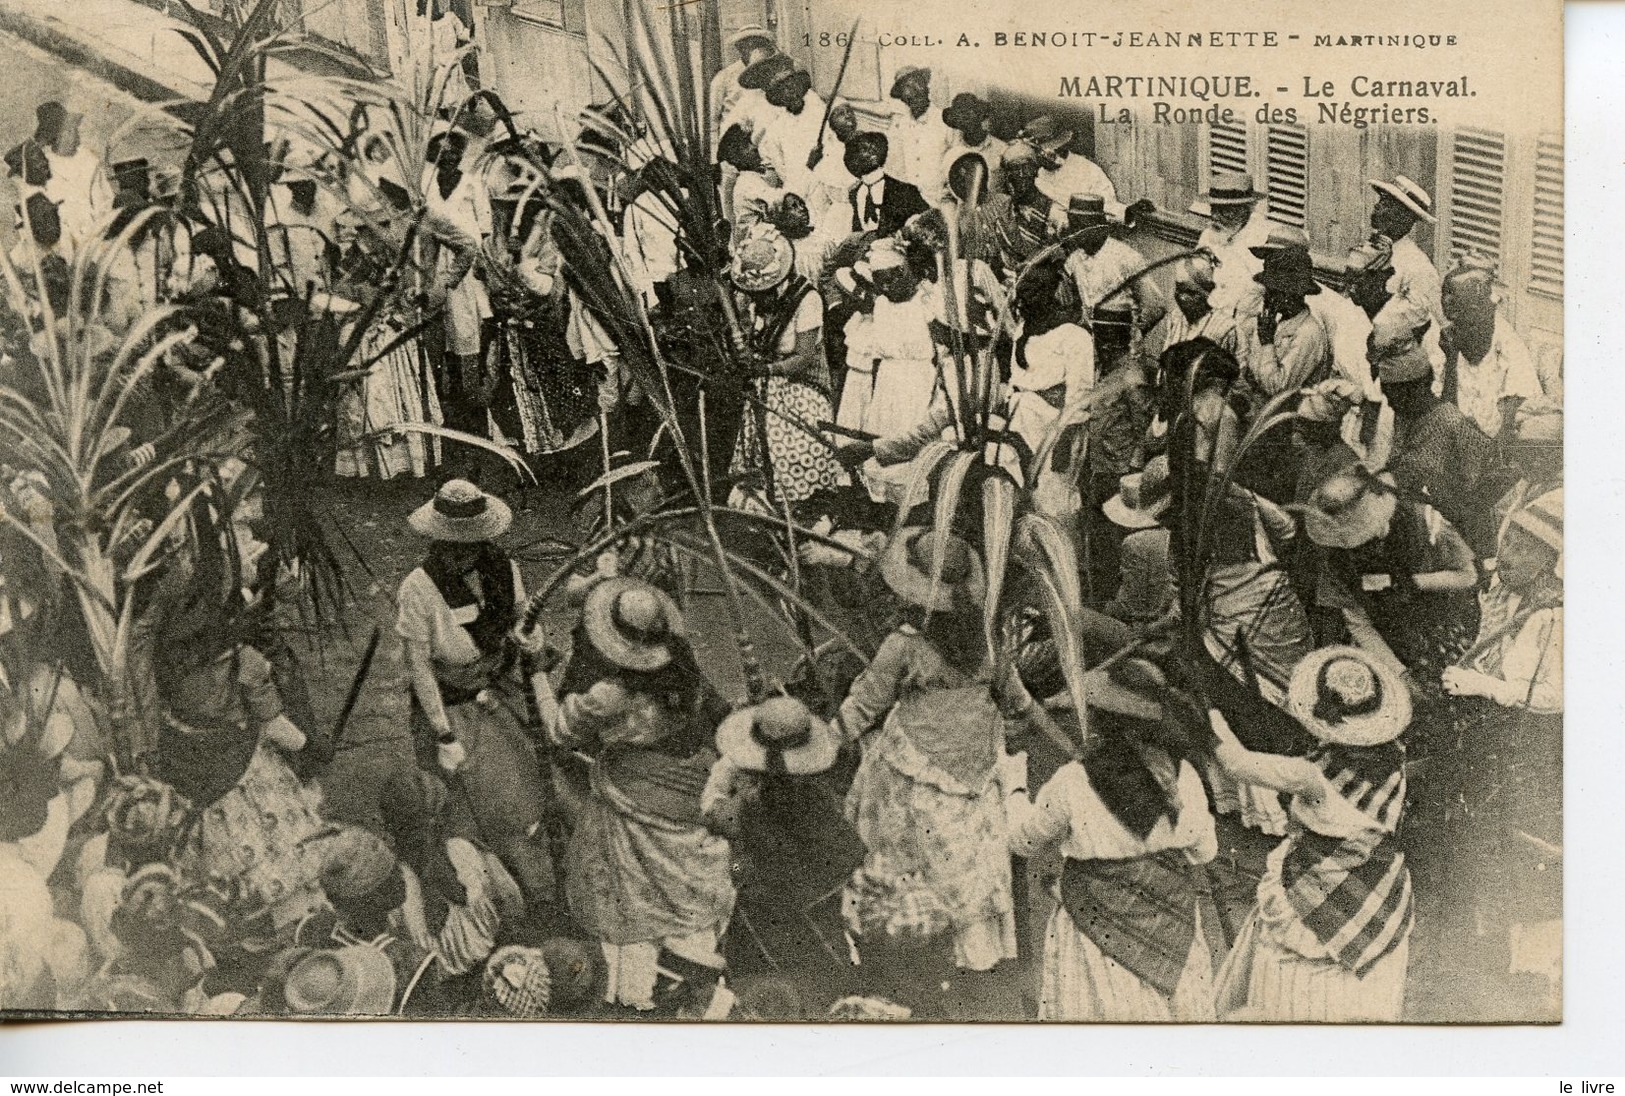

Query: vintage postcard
0;0;1561;1024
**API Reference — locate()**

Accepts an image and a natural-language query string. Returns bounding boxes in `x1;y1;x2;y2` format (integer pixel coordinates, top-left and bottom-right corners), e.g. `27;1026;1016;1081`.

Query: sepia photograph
0;0;1563;1026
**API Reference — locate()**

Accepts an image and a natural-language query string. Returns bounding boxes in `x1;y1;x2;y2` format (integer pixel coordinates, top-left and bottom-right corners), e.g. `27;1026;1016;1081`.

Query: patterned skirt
497;323;600;455
178;743;327;929
730;378;844;506
1214;908;1410;1022
334;317;442;479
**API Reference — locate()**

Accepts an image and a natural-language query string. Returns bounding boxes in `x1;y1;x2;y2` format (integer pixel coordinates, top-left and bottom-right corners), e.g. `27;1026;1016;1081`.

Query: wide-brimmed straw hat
1287;645;1412;747
408;479;512;543
1297;468;1398;550
1197;170;1263;207
1248;225;1310;260
716;696;839;776
1369;174;1436;225
483;944;551;1018
730;223;794;293
581;576;684;672
1103;455;1171;529
880;528;986;613
283;945;397;1016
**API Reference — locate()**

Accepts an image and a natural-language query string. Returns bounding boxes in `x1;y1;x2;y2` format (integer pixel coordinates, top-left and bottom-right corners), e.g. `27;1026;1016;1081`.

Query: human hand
997;751;1030;797
1257;307;1280;345
835;442;874;470
436;732;467;774
261;713;307;753
1441;666;1495;699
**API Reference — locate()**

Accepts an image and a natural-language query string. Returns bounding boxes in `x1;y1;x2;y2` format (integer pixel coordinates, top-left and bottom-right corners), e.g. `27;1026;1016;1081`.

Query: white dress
1007;757;1220;1021
859;293;940;501
424;167;492;358
1007;322;1095;516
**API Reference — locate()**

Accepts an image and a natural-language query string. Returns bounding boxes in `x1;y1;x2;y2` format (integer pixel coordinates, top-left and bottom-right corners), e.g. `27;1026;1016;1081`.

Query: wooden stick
811;18;862;160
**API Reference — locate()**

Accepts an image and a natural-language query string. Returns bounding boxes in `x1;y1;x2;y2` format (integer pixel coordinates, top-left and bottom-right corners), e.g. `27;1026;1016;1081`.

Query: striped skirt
1213;908;1410;1022
1038;900;1217;1022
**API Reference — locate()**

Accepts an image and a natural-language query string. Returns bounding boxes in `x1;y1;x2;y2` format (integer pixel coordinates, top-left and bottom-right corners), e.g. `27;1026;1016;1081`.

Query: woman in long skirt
1002;661;1221;1021
727;224;844;510
835;529;1019;982
1212;645;1415;1021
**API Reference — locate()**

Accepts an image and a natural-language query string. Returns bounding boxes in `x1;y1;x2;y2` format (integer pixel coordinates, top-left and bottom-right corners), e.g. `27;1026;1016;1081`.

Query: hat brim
740;56;794;90
1102;493;1169;530
715;709;840;776
1254;270;1322;296
407;495;512;542
1287;645;1412;746
1196;190;1262;207
880;529;986;613
1300;486;1397;550
1368;179;1437;225
581;576;682;673
941;106;989;130
726;27;774;51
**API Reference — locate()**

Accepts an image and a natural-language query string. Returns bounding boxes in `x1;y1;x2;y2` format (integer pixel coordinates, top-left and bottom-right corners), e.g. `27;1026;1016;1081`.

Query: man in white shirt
1369;174;1444;334
1020;114;1118;210
1440;260;1545;439
886;66;953;200
939;93;1006;204
709;26;776;138
757;64;828;203
804;102;859;231
1060;194;1165;333
1193;170;1271;321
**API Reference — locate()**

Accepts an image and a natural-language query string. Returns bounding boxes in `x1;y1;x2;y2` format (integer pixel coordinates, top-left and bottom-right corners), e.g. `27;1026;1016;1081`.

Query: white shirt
1455;315;1543;437
757;91;826;200
730;170;783;230
1063;236;1144;317
1311;290;1378;398
888;106;953;198
1037;152;1118;207
1388;234;1443;328
1008;322;1095;453
44;148;112;257
1006;757;1218;865
1197;205;1271;319
621;189;678;306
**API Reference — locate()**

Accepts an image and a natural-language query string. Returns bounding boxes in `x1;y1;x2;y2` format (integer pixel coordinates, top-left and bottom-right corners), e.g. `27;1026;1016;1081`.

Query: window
1530;134;1563;298
1447;128;1506;267
1207;120;1249;179
510;0;586;34
1264;124;1308;229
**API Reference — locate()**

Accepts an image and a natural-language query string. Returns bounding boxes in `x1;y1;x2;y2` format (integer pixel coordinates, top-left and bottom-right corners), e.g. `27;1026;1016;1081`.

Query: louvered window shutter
1208;121;1249;179
1448;129;1507;267
1529;135;1563;299
1264;125;1309;229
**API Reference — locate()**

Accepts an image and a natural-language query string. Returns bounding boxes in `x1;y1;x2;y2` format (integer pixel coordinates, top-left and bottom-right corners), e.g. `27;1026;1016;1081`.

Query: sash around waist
1058;849;1218;998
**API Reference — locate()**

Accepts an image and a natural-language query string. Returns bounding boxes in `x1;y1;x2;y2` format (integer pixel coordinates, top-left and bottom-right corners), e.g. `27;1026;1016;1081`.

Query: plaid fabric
1278;750;1412;977
1202;563;1314;703
1059;850;1221;999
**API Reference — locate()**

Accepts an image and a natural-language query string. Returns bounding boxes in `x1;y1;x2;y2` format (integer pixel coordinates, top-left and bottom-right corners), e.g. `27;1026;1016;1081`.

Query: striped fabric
1058;850;1221;998
1278;746;1412;977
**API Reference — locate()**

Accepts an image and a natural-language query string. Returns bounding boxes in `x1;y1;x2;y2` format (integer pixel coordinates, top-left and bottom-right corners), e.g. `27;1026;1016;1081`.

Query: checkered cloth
1059;849;1221;998
483;945;551;1018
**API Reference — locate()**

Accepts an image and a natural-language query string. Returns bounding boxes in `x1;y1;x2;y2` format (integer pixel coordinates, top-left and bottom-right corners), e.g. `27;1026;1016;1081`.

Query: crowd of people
0;21;1562;1023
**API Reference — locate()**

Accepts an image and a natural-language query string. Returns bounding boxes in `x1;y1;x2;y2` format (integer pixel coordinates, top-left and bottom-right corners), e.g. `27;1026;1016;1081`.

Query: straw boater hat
483;944;551;1018
1103;455;1172;530
408;479;512;543
1369;174;1436;224
1196;170;1263;208
283;945;397;1016
1287;645;1412;747
880;528;986;613
582;575;684;673
1019;115;1074;155
726;24;775;52
1065;193;1111;240
716;695;839;776
1296;378;1362;425
740;51;796;91
730;223;795;293
1298;468;1398;550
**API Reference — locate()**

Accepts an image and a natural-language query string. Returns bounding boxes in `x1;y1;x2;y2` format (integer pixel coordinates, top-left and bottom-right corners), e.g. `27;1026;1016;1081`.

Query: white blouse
1006;757;1217;865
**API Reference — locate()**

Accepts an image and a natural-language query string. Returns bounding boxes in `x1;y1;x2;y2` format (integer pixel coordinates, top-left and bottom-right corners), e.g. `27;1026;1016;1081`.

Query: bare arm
1411;523;1478;594
405;638;452;740
1208;709;1327;802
